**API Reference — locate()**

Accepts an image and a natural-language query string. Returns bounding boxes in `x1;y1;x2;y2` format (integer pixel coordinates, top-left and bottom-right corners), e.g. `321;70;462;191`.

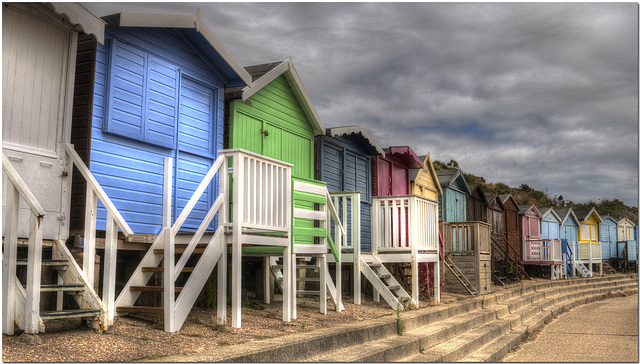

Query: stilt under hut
574;207;604;276
598;215;619;273
437;170;491;296
555;208;581;277
369;146;441;308
409;153;444;300
612;217;638;273
316;125;384;305
224;59;346;322
3;3;108;335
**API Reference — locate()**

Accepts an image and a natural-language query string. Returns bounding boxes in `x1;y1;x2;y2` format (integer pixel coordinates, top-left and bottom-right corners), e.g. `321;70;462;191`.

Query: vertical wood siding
318;135;373;252
90;27;225;234
598;219;617;260
70;33;97;231
229;74;314;180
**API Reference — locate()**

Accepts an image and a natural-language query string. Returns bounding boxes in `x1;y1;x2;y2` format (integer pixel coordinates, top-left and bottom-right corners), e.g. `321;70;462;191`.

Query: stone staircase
208;274;637;362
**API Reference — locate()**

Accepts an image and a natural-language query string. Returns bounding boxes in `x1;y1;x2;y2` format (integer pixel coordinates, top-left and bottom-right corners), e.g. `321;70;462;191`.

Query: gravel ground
2;291;472;363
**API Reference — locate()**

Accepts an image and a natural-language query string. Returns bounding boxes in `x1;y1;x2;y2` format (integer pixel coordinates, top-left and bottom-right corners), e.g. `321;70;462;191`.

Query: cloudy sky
83;2;639;207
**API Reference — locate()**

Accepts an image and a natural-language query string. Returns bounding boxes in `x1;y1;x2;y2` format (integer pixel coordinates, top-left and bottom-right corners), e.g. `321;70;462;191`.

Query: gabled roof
555;208;580;226
487;194;505;211
616;216;636;226
500;194;521;211
409;153;443;195
519;204;542;218
326;125;385;156
382;146;424;169
600;215;618;225
436;169;471;195
468;184;488;204
102;10;252;87
47;3;106;44
225;59;325;135
573;207;603;223
540;207;561;222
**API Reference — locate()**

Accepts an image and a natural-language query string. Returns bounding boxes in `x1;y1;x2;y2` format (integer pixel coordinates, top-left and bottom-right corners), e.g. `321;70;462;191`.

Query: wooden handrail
62;143;132;236
2;153;46;217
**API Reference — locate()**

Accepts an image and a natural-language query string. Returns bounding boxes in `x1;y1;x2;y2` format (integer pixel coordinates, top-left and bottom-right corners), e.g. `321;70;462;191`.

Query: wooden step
116;306;164;314
130;286;183;293
17;259;69;269
387;285;401;291
40;309;101;320
271;265;318;270
141;266;195;273
24;284;84;292
154;247;206;254
297;290;321;296
377;273;392;279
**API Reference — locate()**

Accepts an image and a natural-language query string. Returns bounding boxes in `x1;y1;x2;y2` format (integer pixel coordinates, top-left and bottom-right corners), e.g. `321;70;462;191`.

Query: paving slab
502;294;639;362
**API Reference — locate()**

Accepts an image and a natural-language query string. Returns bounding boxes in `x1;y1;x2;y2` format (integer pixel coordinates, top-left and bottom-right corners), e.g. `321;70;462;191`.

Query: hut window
104;39;179;149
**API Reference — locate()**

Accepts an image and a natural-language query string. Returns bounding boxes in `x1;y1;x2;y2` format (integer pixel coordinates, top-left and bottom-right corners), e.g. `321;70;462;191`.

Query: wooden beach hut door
2;6;76;240
377;158;409;196
174;77;219;230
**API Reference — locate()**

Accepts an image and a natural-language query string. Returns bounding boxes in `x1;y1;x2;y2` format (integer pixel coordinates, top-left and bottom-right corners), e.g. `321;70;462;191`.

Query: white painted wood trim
47;3;106;44
293;180;326;195
162;157;176;333
231;152;244;328
25;213;43;334
239;234;289;247
2;185;19;334
294;208;326;221
103;214;118;325
83;188;97;287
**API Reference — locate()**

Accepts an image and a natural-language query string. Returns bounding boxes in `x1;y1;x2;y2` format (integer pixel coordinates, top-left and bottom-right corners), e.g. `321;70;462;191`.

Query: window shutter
145;55;178;148
106;39;145;139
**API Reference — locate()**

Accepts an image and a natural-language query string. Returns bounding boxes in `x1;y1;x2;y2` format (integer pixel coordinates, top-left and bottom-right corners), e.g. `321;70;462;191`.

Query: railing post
83;187;97;287
218;154;229;324
353;193;361;305
2;184;19;335
232;152;244;328
409;196;419;307
162;157;176;333
25;213;43;334
103;213;118;325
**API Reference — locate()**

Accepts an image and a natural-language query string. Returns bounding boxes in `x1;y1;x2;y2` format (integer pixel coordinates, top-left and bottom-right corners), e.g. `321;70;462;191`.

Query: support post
103;213;118;325
2;185;19;335
263;257;271;304
232;152;244;328
353;194;361;305
217;154;229;324
162;157;176;333
409;197;419;307
319;256;327;315
434;260;441;303
83;187;97;287
25;213;43;334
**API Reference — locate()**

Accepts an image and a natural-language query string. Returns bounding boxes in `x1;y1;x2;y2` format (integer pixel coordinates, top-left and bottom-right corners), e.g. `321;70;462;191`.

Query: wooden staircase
490;237;520;285
360;255;412;310
444;256;480;296
11;240;107;332
268;256;344;311
574;260;592;277
602;260;617;274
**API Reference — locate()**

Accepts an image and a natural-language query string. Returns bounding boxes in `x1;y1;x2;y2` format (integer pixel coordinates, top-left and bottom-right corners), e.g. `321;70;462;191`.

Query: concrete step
209;274;637;363
460;285;639;362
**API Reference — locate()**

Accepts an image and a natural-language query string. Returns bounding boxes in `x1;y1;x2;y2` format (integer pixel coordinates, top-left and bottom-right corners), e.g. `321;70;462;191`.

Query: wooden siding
90;27;226;234
503;198;521;261
444;253;491;295
598;218;617;260
228;74;314;180
317;135;373;252
466;188;487;222
439;187;467;223
410;168;439;201
541;213;560;240
374;154;410;197
2;4;76;240
70;33;97;231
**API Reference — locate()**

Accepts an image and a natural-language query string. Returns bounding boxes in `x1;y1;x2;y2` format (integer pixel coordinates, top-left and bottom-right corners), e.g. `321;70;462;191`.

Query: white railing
329;191;360;304
371;195;438;252
591;242;602;260
577;241;602;261
161;149;293;331
62;143;133;325
523;237;543;261
236;151;291;232
539;239;562;261
2;153;46;335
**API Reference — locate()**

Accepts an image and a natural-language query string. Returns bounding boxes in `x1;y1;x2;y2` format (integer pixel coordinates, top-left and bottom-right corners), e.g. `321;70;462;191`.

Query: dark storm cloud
83;2;638;207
